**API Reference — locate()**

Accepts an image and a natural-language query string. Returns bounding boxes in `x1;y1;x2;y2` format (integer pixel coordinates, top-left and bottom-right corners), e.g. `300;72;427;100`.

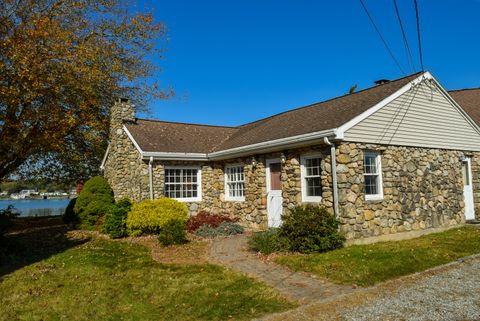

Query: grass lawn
0;221;294;321
275;226;480;287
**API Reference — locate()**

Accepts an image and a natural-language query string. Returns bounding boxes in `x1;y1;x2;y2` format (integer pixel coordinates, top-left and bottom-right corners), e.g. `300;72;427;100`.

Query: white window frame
224;164;245;202
164;166;202;202
363;151;383;201
300;154;323;202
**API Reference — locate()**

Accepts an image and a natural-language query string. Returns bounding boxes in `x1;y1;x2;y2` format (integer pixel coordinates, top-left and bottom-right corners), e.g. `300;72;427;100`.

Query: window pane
306;177;321;197
365;175;378;195
164;168;198;199
364;155;377;174
306;157;321;176
226;166;245;198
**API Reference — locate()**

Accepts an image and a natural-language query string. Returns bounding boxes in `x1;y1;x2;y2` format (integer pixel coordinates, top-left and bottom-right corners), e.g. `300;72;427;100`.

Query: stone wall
149;145;331;230
103;100;150;201
336;142;467;240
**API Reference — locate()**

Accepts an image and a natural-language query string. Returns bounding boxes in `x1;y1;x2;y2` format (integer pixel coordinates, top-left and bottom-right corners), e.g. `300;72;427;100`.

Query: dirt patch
125;235;211;265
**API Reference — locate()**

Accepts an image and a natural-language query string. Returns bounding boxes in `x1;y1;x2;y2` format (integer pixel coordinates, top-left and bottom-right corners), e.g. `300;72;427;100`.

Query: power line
359;0;405;75
414;0;424;71
392;0;416;72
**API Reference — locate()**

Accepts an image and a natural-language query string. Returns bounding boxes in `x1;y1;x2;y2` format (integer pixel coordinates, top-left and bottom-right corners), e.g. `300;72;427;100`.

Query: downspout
323;137;339;218
148;156;154;200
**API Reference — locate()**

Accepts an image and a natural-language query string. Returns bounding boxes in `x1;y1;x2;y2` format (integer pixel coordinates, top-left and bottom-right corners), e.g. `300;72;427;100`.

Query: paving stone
209;234;356;304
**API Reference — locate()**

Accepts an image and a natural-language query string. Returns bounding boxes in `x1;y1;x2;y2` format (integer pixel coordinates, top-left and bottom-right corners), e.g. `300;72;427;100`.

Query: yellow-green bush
126;197;189;236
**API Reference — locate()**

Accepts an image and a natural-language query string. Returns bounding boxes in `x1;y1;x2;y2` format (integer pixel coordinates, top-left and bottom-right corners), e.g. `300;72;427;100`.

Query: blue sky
136;0;480;126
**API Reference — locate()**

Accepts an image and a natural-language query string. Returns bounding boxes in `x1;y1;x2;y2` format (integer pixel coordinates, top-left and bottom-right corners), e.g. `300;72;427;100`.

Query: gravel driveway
342;257;480;321
259;255;480;321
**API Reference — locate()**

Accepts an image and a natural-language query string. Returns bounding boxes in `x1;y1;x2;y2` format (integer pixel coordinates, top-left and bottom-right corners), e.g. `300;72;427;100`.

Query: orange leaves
0;0;170;180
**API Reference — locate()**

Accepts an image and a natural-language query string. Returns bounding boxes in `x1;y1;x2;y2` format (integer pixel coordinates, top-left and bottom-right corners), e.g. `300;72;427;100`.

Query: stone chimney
110;97;135;141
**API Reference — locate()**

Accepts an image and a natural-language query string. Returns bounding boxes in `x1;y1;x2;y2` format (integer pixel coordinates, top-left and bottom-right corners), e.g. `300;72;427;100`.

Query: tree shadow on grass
0;217;91;278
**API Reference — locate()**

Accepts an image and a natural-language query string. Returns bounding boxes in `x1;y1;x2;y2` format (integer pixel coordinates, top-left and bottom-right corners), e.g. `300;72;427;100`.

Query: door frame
266;158;283;228
463;157;475;221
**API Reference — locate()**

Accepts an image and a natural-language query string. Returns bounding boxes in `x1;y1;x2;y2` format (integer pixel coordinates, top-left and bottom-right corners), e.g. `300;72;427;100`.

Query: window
225;165;245;201
363;151;383;200
301;155;322;202
164;167;201;202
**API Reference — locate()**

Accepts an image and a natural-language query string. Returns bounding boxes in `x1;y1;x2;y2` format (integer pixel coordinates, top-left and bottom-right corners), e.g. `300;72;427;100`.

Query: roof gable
343;75;480;151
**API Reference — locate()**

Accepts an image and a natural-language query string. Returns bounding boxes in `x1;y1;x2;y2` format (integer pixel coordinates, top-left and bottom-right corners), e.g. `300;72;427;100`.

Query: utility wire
414;0;424;71
359;0;405;75
392;0;416;72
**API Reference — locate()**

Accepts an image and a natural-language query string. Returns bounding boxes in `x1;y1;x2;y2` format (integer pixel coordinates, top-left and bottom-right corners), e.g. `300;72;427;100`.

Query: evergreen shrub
73;176;114;230
126;197;188;236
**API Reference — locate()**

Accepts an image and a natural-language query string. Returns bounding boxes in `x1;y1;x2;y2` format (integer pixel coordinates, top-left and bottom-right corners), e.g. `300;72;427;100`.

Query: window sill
225;197;245;202
301;197;322;203
365;195;383;202
172;198;202;203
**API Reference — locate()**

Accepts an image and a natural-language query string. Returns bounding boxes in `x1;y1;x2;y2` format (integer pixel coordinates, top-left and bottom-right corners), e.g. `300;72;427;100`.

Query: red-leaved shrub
187;211;236;233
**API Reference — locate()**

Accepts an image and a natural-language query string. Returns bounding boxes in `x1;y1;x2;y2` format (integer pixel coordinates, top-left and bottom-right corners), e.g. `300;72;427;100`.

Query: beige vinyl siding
344;81;480;151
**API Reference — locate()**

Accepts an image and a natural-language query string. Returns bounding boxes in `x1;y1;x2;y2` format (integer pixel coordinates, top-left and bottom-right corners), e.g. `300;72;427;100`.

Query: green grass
0;238;293;320
275;226;480;287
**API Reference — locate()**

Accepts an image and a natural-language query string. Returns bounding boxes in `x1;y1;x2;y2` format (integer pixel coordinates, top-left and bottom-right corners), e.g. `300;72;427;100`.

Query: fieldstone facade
103;101;479;241
103;99;150;201
146;145;333;230
334;143;474;240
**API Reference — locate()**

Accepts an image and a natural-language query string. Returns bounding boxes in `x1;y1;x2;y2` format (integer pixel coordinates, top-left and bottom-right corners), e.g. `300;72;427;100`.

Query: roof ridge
135;118;239;129
238;71;424;128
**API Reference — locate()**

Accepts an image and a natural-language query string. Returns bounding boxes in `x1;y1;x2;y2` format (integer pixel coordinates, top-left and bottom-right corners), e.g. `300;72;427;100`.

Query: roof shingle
125;72;424;154
449;88;480;125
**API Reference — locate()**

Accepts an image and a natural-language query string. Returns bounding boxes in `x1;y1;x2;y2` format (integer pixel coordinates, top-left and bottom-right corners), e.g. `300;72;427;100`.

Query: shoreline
0;196;74;201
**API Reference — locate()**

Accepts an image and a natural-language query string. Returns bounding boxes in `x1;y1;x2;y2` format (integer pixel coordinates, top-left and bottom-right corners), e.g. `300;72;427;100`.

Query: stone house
102;72;480;243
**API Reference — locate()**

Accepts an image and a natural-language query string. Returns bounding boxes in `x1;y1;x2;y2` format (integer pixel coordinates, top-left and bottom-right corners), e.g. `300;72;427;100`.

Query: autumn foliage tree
0;0;170;181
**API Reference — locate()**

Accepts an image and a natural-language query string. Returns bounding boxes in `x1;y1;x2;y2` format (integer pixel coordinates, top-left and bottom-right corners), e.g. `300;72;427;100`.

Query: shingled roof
449;88;480;125
125;72;423;154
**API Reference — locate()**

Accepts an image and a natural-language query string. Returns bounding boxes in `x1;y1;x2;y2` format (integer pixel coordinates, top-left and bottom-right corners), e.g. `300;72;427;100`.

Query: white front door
266;159;283;228
463;158;475;221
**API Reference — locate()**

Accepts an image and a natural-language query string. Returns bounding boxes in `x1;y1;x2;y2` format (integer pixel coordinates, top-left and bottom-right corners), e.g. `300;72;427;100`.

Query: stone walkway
209;234;356;304
256;253;480;321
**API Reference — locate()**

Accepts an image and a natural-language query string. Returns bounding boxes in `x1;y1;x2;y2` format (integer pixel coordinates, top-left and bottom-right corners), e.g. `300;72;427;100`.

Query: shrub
74;176;115;230
104;198;132;238
248;229;290;255
126;197;188;236
63;198;79;225
186;211;235;233
193;222;244;238
0;205;19;238
158;219;188;246
279;205;344;253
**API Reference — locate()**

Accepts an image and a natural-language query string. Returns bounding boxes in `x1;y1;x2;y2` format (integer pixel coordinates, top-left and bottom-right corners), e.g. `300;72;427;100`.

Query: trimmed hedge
74;176;115;230
279;205;344;253
126;197;188;236
104;198;132;238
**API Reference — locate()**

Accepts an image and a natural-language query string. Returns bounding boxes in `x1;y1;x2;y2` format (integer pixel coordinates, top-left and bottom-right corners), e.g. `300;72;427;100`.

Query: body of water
0;198;71;217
